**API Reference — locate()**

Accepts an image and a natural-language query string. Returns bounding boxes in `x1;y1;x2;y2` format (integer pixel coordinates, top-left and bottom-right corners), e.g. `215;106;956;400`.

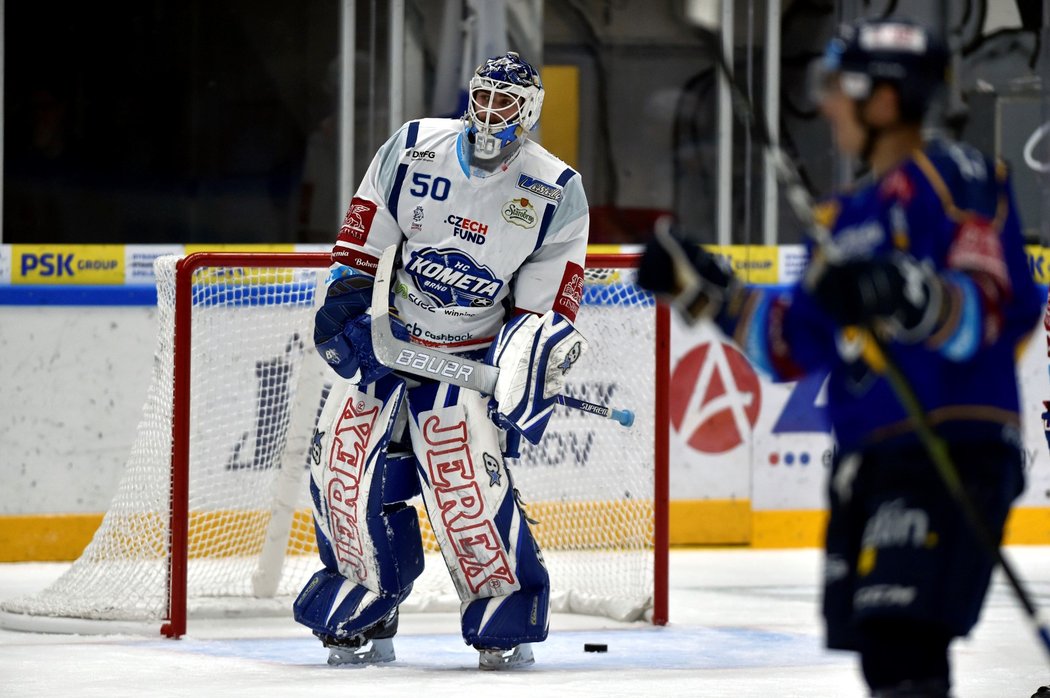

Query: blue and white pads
406;380;550;649
486;310;588;444
293;373;424;642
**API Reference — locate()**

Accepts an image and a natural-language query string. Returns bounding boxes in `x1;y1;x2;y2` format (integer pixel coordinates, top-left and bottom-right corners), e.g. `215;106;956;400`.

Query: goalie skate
320;609;398;666
326;637;395;666
477;643;535;670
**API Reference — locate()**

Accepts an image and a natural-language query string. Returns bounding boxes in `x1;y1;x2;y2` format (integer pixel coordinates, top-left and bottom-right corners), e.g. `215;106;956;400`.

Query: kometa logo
670;340;761;454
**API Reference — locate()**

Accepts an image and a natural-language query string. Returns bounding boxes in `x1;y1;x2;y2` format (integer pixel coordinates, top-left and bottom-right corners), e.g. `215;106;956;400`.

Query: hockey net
0;251;669;637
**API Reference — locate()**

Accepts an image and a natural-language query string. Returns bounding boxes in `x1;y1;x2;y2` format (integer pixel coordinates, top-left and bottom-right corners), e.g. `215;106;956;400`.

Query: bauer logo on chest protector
517;173;563;202
405;248;503;308
502;198;538;229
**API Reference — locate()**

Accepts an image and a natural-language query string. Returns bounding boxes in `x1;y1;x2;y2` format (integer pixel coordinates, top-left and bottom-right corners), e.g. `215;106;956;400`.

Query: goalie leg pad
406;380;550;648
295;373;424;642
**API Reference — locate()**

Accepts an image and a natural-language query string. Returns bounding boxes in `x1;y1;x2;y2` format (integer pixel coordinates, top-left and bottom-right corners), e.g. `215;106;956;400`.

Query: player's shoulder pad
911;139;1002;216
916;138;995;180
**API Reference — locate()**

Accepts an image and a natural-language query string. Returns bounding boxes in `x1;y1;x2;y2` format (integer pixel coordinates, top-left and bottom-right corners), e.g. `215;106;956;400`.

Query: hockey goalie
291;52;591;670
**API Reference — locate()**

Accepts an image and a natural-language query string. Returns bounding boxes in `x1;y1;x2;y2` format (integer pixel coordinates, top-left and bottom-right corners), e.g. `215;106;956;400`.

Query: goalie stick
685;17;1050;659
369;244;635;428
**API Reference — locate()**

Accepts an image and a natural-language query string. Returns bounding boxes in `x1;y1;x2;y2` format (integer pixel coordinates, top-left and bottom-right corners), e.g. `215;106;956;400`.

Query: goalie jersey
331;118;589;352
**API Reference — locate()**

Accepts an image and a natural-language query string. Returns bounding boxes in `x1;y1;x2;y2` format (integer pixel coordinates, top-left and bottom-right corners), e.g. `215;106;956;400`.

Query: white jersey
331;118;589;352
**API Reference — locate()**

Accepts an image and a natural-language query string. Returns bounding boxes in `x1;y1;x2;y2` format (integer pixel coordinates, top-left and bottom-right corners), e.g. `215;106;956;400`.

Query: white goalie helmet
467;52;545;160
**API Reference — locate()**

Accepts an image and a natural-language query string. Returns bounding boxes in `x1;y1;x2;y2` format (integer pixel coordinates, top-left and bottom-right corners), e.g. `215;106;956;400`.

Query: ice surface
2;548;1048;697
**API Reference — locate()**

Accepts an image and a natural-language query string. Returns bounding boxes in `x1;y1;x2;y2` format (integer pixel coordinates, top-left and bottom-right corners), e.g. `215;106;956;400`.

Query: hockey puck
583;643;608;653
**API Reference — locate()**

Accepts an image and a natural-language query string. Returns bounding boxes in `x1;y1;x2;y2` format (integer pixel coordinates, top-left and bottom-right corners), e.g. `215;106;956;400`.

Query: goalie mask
467;52;544;161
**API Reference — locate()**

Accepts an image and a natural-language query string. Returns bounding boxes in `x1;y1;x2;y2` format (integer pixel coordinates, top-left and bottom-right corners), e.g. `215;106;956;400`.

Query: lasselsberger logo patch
517;173;563;202
502;198;538;229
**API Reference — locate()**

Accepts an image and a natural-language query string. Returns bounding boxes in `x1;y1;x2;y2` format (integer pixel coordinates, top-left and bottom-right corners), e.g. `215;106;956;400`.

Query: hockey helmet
467;52;544;159
817;18;948;122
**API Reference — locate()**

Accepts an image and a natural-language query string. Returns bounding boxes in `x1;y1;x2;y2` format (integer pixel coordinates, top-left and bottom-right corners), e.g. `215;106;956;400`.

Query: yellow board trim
669;500;751;544
0;513;103;562
4;505;1048;562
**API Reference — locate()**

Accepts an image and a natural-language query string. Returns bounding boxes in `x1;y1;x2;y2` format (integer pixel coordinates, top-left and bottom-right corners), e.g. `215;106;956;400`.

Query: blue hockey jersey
733;139;1042;453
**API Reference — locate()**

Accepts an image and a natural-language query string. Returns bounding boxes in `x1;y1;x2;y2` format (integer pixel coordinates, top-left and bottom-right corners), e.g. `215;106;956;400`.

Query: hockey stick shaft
691;23;1050;657
369;245;635;428
557;394;635;427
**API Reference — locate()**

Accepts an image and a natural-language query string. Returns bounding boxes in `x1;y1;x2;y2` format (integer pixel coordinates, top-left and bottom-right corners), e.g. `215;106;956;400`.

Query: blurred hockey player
637;18;1042;698
292;52;590;670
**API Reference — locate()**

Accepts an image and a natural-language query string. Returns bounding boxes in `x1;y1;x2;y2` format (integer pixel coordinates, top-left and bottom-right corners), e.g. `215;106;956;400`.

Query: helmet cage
468;76;544;136
466;53;544;144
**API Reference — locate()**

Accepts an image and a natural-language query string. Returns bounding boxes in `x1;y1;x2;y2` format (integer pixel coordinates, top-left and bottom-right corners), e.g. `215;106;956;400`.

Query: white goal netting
0;252;663;635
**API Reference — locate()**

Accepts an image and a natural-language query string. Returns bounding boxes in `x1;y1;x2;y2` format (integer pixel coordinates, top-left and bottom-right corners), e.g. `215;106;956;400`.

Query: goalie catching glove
485;310;588;444
314;268;409;385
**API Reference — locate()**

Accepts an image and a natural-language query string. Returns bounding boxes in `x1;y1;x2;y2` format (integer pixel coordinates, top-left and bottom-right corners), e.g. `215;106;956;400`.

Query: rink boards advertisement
2;243;1050;554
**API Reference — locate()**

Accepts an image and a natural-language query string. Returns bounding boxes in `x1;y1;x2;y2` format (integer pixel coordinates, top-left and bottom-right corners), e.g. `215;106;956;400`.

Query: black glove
813;252;943;341
637;221;737;324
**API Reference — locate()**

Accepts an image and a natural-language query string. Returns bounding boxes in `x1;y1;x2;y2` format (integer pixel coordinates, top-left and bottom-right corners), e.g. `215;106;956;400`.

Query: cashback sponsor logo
14;245;125;284
405;247;502;308
404;322;474;345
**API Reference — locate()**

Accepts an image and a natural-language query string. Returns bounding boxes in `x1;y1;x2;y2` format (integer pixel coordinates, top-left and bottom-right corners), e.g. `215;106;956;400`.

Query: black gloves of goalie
812;252;944;341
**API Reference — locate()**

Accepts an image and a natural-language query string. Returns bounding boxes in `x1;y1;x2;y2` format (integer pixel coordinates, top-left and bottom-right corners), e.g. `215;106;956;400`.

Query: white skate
477;643;535;670
327;637;395;666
